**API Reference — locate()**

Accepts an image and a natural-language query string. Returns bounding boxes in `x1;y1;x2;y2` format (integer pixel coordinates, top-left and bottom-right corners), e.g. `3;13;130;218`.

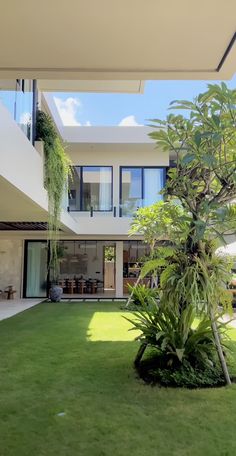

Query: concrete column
115;241;123;297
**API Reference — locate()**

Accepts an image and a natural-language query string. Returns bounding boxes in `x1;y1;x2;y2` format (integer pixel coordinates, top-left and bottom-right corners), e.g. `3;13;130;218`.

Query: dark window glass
68;167;81;210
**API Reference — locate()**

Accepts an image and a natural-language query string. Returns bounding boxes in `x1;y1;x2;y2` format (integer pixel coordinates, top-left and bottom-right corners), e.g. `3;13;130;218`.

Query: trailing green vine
36;110;71;281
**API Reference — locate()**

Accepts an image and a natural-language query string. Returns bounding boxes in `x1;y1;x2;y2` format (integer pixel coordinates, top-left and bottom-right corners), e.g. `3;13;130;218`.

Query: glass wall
123;241;149;278
123;241;150;294
25;241;48;297
56;241;116;295
0;79;35;142
121;167;165;216
69;166;113;211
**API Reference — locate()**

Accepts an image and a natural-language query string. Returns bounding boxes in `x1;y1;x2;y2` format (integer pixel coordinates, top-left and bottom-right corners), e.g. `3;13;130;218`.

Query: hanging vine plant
35;110;71;282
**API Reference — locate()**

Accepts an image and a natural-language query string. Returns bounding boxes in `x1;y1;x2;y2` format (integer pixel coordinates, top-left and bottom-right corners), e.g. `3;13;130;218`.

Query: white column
115;241;123;297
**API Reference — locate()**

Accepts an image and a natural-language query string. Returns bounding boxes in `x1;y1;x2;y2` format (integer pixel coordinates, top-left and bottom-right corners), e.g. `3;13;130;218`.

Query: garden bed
136;352;231;389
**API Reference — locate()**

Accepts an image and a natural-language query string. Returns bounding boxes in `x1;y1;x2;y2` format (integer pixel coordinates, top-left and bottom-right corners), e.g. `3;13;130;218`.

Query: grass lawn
0;302;236;456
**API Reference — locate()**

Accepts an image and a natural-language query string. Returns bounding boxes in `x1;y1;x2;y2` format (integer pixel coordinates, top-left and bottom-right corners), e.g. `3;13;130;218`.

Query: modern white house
0;1;235;300
0;81;170;299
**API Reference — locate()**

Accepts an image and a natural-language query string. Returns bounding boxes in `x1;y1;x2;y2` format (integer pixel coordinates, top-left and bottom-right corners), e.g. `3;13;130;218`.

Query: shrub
138;355;225;388
126;301;229;369
128;284;158;307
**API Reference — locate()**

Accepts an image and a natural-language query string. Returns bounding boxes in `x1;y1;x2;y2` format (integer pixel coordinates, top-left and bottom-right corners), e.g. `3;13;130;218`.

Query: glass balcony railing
0;79;35;142
67;199;161;218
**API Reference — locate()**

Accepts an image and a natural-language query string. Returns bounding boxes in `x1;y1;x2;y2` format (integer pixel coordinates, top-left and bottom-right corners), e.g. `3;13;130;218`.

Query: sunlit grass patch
87;311;136;341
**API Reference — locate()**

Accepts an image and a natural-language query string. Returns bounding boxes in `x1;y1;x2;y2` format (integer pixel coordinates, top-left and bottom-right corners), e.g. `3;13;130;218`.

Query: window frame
69;165;113;212
119;166;167;216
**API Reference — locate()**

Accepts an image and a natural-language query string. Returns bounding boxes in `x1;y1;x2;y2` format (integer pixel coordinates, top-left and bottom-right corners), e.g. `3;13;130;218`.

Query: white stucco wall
0;101;48;210
0;239;23;299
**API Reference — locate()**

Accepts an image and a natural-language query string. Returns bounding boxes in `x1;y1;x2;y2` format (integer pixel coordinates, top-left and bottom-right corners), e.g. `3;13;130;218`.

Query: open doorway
103;245;116;292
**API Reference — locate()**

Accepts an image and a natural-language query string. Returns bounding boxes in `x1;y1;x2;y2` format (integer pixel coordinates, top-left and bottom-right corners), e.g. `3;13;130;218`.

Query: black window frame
69;165;113;212
119;166;167;216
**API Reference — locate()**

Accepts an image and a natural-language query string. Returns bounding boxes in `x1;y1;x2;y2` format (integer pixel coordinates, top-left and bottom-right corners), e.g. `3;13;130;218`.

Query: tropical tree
126;201;184;306
130;84;236;385
149;83;236;252
129;201;188;250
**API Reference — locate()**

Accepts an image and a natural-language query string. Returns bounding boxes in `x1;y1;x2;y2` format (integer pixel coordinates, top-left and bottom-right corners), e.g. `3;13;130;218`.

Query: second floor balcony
68;165;166;231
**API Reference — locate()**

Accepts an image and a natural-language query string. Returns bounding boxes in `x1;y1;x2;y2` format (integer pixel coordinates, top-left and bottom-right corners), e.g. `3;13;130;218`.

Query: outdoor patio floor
0;299;43;321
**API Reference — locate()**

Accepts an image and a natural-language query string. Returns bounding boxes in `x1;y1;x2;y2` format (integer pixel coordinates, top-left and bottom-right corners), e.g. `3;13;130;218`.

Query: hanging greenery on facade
36;110;71;281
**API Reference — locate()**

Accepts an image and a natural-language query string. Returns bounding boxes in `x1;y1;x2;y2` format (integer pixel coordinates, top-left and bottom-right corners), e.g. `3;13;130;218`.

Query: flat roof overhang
0;176;78;234
0;0;235;82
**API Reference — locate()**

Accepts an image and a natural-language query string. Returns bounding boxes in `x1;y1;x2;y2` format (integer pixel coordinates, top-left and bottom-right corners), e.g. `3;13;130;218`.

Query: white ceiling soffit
0;0;235;81
38;80;145;93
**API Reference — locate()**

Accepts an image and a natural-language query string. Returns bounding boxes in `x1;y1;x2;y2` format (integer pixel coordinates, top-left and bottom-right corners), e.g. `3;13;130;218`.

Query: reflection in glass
68;167;81;210
0;79;34;141
143;168;164;206
26;242;47;297
121;167;165;216
68;166;112;211
121;168;142;216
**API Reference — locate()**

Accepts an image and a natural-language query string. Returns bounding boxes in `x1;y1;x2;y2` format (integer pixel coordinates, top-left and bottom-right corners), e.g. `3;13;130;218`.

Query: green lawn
0;302;236;456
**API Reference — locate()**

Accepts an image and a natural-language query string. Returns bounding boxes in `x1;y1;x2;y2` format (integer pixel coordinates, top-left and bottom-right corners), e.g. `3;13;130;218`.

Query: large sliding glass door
24;241;48;297
57;240;116;296
24;240;116;298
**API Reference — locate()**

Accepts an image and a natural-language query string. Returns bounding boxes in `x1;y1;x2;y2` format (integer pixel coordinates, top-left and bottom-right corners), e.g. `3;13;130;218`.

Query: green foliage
140;357;225;388
139;245;175;279
126;301;229;368
129;201;188;250
149;83;236;249
139;244;232;316
159;248;232;313
127;284;158;307
36;110;71;280
104;246;115;262
128;83;236;384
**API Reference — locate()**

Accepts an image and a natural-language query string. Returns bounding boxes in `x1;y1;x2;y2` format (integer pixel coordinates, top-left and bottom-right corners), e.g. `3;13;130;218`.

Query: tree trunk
134;343;147;367
209;307;231;386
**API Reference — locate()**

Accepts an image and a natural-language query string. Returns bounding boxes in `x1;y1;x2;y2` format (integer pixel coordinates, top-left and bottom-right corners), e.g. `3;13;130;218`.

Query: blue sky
52;76;236;127
1;77;235;126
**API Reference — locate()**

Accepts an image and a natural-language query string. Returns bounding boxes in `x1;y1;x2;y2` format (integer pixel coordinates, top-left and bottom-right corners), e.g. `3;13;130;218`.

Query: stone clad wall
0;239;23;298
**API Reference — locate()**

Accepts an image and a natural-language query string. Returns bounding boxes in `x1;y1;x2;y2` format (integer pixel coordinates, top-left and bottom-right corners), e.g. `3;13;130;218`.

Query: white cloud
53;96;91;126
118;115;142;126
20;112;31;125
